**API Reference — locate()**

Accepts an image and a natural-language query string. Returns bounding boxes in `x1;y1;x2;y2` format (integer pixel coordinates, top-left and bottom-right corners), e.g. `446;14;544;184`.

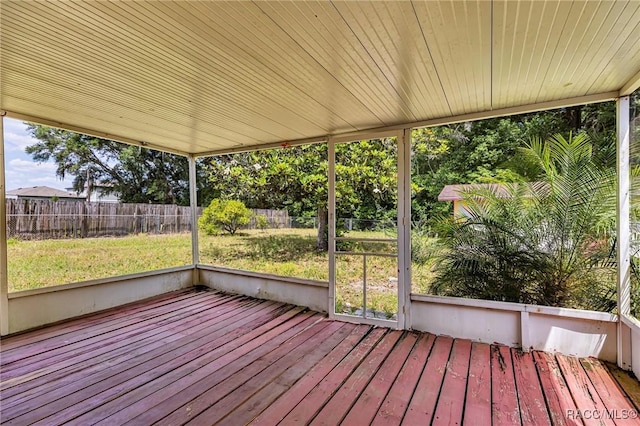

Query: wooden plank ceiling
1;1;640;155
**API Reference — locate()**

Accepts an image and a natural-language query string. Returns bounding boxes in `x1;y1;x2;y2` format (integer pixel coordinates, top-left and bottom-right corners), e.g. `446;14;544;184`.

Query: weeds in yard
199;228;329;280
8;228;438;314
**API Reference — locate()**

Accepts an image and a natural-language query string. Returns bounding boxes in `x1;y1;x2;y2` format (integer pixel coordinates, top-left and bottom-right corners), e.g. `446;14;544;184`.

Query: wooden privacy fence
249;209;290;229
6;199;288;240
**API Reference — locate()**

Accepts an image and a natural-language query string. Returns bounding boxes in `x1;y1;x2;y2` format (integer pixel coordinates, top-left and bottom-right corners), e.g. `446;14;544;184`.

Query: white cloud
3;118;29;135
3;118;69;191
4;131;36;152
8;158;57;174
30;176;66;185
5;160;67;191
3;119;37;152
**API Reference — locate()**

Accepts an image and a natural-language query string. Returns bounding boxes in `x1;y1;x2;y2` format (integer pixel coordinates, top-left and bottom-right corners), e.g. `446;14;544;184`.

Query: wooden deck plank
1;298;276;422
0;297;261;389
462;342;492;426
512;349;551;425
0;290;633;426
433;338;473;425
0;299;270;402
0;298;264;391
0;290;208;361
184;322;356;426
278;327;387;425
0;288;198;351
605;362;640;411
133;319;338;425
210;323;362;426
64;302;302;425
0;292;231;365
308;330;403;426
556;355;616;426
0;292;239;379
491;345;521;425
1;292;236;366
33;312;318;425
228;324;370;426
112;312;325;425
5;307;315;425
341;332;418;425
533;351;582;426
580;357;638;425
85;310;316;424
0;301;252;390
250;325;372;425
1;298;280;409
371;333;436;426
403;335;454;424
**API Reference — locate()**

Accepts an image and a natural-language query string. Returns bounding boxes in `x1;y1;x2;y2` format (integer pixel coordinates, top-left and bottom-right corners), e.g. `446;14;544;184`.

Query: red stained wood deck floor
1;288;637;425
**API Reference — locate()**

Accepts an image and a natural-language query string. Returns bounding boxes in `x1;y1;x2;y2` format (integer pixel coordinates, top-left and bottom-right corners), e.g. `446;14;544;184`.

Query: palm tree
431;133;622;310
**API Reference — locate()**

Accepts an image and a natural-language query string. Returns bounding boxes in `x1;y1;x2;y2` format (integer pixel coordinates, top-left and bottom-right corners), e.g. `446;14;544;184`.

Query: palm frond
432;132;618;310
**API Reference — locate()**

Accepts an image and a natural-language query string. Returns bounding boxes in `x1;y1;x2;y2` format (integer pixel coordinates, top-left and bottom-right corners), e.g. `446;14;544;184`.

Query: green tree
411;119;525;223
25;125;214;205
431;133;626;311
410;102;618;226
203;139;398;250
199;199;253;236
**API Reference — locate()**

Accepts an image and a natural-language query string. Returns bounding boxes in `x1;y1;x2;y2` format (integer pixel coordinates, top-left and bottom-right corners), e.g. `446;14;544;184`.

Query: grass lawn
7;228;436;314
7;234;193;292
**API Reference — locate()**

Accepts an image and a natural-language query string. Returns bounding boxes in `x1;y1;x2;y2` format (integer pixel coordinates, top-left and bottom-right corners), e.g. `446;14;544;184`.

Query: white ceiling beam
332;91;620;140
620;68;640;96
201;91;618;157
1;110;190;157
195;136;329;158
4;90;620;159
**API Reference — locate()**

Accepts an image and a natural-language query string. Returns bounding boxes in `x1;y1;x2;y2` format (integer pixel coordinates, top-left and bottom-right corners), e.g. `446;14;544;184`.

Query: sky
3;118;70;191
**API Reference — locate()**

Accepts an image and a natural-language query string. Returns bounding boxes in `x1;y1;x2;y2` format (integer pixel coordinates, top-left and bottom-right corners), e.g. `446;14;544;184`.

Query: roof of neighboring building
438;182;545;202
6;186;84;199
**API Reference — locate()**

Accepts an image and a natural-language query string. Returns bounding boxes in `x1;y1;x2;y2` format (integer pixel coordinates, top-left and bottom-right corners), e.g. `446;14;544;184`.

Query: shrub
431;133;626;311
256;214;269;231
199;199;252;235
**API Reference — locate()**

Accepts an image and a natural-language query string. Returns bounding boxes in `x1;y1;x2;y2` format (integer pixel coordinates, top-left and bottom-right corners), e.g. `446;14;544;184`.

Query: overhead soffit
1;1;640;155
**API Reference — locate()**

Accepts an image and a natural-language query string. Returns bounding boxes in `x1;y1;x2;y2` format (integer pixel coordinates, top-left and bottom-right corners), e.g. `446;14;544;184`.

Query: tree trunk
317;206;328;251
80;202;88;238
565;106;582;131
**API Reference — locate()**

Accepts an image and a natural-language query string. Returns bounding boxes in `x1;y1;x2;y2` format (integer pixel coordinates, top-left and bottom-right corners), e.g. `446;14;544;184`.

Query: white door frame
328;129;412;329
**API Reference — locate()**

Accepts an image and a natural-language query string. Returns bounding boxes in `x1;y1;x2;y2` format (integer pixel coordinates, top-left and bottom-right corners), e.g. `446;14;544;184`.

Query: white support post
188;155;199;284
328;138;336;319
520;311;531;352
0;115;9;335
617;95;632;369
397;128;412;330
